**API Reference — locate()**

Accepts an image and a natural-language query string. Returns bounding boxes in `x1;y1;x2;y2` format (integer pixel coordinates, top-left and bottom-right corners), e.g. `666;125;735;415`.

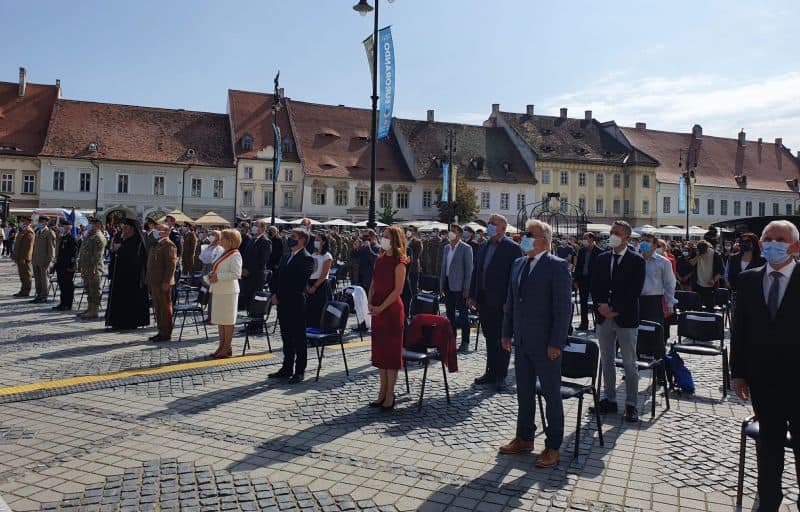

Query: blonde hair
383;226;407;258
220;228;242;249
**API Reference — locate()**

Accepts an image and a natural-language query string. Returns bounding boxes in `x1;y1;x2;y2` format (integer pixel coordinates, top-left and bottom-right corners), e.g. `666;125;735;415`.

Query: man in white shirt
638;233;676;339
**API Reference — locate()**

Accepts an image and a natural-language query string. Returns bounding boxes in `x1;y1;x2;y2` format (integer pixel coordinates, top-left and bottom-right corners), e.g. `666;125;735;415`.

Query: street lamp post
271;72;282;228
353;0;380;230
679;148;697;240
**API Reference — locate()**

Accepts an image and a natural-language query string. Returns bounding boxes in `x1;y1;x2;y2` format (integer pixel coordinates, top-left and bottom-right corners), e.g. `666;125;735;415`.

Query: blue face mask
520;236;534;253
461;232;470;241
486;224;497;237
762;241;790;265
151;230;160;240
287;238;298;248
639;241;652;254
250;226;259;235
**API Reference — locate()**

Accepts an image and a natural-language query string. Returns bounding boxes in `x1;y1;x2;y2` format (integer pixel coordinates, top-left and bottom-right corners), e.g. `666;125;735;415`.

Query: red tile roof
0;81;59;156
620;126;800;192
227;89;298;162
287;100;413;182
41;100;234;167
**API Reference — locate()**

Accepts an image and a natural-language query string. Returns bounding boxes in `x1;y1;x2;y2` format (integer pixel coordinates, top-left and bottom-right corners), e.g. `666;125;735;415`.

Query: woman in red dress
368;226;408;411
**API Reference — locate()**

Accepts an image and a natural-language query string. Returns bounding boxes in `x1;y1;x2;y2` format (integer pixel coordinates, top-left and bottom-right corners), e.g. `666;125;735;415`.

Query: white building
39;100;236;222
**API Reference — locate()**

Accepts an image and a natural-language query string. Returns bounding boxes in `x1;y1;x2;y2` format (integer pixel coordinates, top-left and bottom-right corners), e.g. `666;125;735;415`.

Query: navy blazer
469;236;522;308
271;249;314;302
502;252;572;353
590;246;646;328
242;235;272;277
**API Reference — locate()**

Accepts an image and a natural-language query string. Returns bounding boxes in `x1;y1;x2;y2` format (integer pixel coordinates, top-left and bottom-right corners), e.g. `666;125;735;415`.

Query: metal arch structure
516;193;588;236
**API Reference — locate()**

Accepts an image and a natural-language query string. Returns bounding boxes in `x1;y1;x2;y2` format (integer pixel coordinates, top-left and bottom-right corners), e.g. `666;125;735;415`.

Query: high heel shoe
212;349;232;359
380;394;396;412
369;397;385;408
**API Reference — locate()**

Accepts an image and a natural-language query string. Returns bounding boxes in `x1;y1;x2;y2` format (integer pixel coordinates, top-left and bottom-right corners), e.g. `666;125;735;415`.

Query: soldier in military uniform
12;220;35;297
76;217;107;319
53;221;78;311
31;216;56;303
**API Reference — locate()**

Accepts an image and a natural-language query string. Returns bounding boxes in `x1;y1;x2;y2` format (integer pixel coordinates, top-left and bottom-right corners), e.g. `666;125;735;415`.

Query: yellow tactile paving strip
0;338;372;397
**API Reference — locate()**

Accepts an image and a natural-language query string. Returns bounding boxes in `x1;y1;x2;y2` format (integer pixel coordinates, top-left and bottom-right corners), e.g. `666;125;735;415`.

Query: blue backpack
665;351;695;394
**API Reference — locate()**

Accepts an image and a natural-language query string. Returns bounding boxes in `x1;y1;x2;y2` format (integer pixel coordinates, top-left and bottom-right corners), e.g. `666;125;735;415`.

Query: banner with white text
364;26;395;140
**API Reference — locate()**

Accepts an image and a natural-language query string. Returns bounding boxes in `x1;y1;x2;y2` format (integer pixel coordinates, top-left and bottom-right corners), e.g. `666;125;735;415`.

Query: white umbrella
586;223;612;233
689;225;708;236
402;220;433;228
634;224;658;234
505;224;520;234
655;225;684;237
256;216;289;224
418;221;449;232
322;218;355;226
354;220;388;227
288;217;322;225
463;221;486;231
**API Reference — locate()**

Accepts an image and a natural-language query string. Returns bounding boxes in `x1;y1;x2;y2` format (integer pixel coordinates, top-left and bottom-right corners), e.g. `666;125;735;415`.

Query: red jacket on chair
404;314;459;372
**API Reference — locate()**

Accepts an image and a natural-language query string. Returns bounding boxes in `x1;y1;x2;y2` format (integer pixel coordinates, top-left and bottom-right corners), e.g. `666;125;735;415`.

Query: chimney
738;129;746;148
55;79;61;98
18;67;27;97
278;87;285;98
757;137;763;162
491;103;500;116
775;137;783;147
584;110;592;121
525;104;534;116
692;124;703;140
635;122;646;131
560;107;568;119
426;109;434;122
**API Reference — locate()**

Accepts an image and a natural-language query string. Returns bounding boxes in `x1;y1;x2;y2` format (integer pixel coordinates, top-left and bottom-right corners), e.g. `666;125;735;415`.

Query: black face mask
740;241;752;252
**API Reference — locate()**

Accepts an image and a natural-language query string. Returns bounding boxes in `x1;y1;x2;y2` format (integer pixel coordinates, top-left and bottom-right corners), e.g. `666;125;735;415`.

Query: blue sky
5;0;800;150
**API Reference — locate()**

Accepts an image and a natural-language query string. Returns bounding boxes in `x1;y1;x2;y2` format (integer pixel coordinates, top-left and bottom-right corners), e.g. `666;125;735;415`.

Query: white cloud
539;71;800;152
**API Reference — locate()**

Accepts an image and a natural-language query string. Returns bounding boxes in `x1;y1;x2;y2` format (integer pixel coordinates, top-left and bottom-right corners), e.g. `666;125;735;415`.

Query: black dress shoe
31;298;45;304
577;323;589;331
287;373;304;384
474;374;493;385
148;334;169;342
268;370;292;379
595;398;618;415
51;304;64;310
624;405;639;423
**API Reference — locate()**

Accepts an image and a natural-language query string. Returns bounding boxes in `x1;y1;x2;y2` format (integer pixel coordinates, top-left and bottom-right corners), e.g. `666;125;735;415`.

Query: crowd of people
3;211;799;508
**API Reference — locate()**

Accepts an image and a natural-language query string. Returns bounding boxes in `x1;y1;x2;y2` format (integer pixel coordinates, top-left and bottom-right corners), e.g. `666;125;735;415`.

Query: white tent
463;221;486;231
417;221;449;232
403;220;435;228
288;217;322;225
586;223;612;234
354;220;388;227
689;225;708;236
256;216;289;224
655;225;684;237
634;224;658;234
322;218;355;226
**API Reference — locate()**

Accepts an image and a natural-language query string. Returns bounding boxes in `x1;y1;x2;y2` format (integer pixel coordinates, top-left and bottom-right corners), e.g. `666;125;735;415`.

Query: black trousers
694;284;716;310
576;278;591;326
444;289;470;346
2;240;11;256
278;296;307;374
639;295;666;337
750;384;799;511
57;270;75;307
479;303;509;381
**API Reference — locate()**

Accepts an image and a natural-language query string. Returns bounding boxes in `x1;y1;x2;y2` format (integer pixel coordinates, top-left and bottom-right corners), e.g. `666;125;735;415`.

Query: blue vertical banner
272;123;282;181
441;162;450;203
678;175;686;213
364;26;395;140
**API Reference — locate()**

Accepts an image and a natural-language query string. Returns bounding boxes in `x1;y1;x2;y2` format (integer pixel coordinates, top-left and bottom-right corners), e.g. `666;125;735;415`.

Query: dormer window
241;135;253;151
186;148;196;158
281;137;295;153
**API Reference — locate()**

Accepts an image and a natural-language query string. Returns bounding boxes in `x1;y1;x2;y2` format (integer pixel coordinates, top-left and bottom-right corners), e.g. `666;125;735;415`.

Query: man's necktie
518;258;534;295
767;271;782;320
611;254;621;278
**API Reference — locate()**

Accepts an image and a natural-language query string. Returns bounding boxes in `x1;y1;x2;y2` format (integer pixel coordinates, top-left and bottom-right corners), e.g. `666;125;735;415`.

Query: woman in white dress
209;229;243;358
306;233;334;328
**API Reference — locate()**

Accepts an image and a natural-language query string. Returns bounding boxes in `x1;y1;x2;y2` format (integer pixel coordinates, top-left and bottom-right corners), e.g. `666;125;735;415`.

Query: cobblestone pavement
0;258;796;511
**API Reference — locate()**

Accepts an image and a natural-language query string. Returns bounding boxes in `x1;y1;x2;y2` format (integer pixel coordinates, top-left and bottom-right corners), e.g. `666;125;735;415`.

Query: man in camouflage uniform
76;218;107;319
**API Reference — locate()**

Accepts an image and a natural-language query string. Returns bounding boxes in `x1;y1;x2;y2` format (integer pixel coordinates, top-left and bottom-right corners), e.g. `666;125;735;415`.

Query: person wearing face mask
351;229;380;291
11;219;35;297
498;219;571;468
731;220;800;511
462;226;480;262
439;224;474;353
555;238;576;271
306;233;333;328
590;220;646;423
199;230;224;324
30;216;57;303
268;228;314;383
238;220;272;315
181;224;198;277
76;218;108;319
676;244;695;291
469;214;522;389
146;223;178;341
656;239;676;273
726;232;764;293
105;218;150;330
575;232;602;330
52;221;78;311
266;226;284;274
405;227;423;306
638;234;676;341
688;240;723;310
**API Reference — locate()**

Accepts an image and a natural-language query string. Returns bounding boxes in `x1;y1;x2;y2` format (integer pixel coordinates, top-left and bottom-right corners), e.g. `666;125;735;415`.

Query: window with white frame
379;191;392;209
22;175;35;194
707;198;714;215
595;197;604;214
422;190;433;208
153;175;165;196
282;138;295;153
540;170;551;184
720;199;728;216
613;199;621;215
578;197;586;213
560;171;568;185
663;196;671;213
117;174;129;194
692;198;700;214
613;174;621;188
282;190;294;208
516;193;526;210
335;189;348;206
596;174;604;187
560;196;568;213
758;202;765;216
243;166;253;179
745;201;752;216
285;169;294;182
52;169;65;191
191;178;201;197
242;189;253;206
0;173;12;193
624;174;630;188
578;172;586;186
787;204;793;215
213;179;224;198
480;191;490;209
642;200;650;215
356;190;369;208
642;175;650;188
500;192;510;210
396;191;409;209
264;167;273;181
263;189;272;207
624;199;631;214
773;203;779;216
312;187;326;205
734;201;741;216
80;172;91;193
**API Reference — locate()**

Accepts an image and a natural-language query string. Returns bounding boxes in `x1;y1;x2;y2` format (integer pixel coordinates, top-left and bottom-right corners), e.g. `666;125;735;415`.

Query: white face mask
208;235;216;243
448;232;457;242
607;234;623;249
380;238;391;251
581;240;589;247
406;231;412;238
314;241;321;250
655;248;664;256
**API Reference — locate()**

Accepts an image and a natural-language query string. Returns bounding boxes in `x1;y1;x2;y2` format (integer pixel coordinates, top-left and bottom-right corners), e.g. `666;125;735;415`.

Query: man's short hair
292;227;310;244
612;220;632;237
488;214;508;228
762;220;800;242
165;215;176;222
524;218;553;244
450;224;463;234
583;232;595;240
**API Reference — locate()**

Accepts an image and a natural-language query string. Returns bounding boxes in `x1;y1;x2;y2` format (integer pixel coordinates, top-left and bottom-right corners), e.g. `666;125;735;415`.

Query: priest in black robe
105;218;150;330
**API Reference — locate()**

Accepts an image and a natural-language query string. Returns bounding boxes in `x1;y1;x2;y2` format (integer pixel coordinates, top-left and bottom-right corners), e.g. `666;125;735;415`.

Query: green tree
436;174;478;223
378;204;400;225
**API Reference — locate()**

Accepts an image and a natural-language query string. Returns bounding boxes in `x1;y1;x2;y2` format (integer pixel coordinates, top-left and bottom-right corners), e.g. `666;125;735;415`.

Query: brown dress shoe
498;437;534;454
535;448;560;468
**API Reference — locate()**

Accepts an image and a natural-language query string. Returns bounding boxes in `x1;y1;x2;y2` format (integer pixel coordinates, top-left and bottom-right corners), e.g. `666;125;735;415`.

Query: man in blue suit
440;224;474;352
469;214;522;389
499;219;572;468
590;220;646;422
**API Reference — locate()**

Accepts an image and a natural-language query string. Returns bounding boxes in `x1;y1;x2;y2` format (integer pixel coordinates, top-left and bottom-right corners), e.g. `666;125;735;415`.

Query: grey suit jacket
502;251;572;355
440;240;474;293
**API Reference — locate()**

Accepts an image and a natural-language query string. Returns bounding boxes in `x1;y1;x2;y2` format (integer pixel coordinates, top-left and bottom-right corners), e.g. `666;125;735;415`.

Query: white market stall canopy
193;211;231;227
288;218;322;225
655;225;684;236
256;216;290;224
633;225;658;234
586;223;611;233
321;218;355;226
354;220;388;227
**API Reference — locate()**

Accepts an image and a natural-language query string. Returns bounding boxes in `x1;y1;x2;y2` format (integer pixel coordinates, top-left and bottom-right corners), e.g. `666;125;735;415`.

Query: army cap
88;216;103;224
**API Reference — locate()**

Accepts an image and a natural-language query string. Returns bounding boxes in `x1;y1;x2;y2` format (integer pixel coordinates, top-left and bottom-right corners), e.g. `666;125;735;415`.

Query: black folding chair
411;292;439;316
536;336;604;458
632;321;670;418
238;292;272;355
418;274;440;294
666;290;701;339
713;287;732;328
306;301;350;381
672;311;729;397
402;322;452;411
173;286;210;342
736;415;794;507
175;273;201;305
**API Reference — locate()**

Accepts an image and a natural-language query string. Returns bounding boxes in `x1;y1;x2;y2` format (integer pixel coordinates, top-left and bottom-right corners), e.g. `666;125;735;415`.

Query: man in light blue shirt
638;233;676;339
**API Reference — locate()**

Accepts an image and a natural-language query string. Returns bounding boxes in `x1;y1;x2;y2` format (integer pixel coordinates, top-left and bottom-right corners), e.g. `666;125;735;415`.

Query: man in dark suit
267;226;284;274
351;229;380;291
52;221;78;311
164;215;182;304
499;219;572;468
269;228;315;384
239;219;272;312
469;214;522;389
732;220;800;511
590;220;645;422
575;232;602;331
